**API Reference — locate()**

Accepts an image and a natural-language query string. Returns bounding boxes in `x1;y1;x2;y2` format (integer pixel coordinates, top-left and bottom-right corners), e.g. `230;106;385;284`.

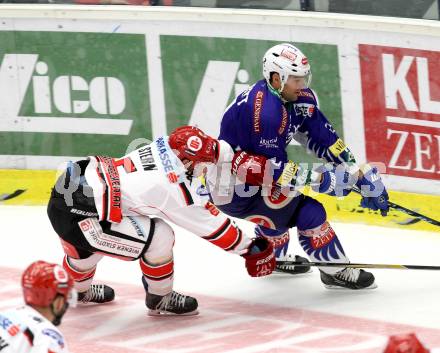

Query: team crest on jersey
253;91;264;132
294;103;315;118
263;186;294;209
245;215;275;229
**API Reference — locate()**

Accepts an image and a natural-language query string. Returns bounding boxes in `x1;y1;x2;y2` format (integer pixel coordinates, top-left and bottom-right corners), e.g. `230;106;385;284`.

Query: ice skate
275;254;312;275
78;284;115;304
320;268;377;290
146;291;198;316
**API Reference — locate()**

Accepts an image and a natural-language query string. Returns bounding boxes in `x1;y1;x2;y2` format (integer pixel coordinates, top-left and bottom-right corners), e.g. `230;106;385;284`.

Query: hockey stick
276;260;440;271
0;189;26;201
353;187;440;227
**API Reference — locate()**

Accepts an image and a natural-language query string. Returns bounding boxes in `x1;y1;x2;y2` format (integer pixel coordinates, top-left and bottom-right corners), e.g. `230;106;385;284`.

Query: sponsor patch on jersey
294;103;315;118
96;156;122;223
276;160;298;187
42;329;65;348
0;315;18;336
78;218;145;259
253;91;264;132
263;186;294;209
297;90;314;99
155;137;180;184
329;138;347;157
205;201;220;216
278;106;288;135
259;137;278;149
137;146;157;171
70;208;99;217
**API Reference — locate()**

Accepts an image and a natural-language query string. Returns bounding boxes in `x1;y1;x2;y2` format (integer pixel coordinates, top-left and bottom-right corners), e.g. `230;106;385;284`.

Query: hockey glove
312;163;358;197
231;151;269;186
356;164;389;216
242;237;275;277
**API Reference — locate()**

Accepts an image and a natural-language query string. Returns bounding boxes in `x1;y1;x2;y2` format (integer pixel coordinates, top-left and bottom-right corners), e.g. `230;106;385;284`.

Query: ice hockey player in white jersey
0;260;75;353
47;126;275;316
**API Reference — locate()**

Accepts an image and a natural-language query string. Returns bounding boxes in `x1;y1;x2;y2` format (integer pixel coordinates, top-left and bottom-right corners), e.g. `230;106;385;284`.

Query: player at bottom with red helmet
47;126;275;316
0;260;75;353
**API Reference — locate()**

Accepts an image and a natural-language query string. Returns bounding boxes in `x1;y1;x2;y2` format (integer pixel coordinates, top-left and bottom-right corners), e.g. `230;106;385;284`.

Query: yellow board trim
1;169;439;232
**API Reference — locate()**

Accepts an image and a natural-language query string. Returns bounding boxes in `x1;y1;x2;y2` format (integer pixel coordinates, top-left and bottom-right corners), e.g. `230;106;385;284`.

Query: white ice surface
1;205;440;351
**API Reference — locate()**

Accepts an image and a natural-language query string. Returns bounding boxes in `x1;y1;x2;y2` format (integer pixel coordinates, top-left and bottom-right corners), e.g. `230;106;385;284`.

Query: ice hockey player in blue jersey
212;43;389;289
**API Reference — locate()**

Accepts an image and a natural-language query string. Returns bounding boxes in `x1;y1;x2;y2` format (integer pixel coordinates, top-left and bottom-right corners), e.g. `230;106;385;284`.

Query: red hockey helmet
383;333;429;353
169;126;219;164
22;261;74;307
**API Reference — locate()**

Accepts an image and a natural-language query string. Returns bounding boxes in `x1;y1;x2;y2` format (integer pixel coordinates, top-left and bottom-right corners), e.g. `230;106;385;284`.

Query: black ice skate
146;291;198;316
320;268;377;290
78;284;115;304
275;254;312;275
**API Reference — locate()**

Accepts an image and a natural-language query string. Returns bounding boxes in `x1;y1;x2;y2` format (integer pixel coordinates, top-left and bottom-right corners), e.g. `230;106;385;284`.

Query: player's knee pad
140;219;174;294
143;218;175;262
255;225;290;258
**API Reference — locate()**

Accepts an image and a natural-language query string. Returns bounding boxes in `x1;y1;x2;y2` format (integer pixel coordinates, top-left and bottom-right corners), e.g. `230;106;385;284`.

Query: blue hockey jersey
219;79;355;182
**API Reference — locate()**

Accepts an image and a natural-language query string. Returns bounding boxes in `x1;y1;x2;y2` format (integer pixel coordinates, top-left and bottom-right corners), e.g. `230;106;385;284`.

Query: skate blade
273;268;313;275
323;282;378;290
148;309;199;316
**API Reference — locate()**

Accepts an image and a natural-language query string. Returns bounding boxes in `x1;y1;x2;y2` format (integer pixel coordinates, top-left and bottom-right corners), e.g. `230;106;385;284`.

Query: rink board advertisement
0;7;439;198
160;36;342;165
360;44;440;182
0;31;151;158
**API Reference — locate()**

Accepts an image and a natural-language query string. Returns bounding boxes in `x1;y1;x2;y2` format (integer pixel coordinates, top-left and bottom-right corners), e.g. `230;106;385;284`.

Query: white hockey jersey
0;306;68;353
83;137;251;255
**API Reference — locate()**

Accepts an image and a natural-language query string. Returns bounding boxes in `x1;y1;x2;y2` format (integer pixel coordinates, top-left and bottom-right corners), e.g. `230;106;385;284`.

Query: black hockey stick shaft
387;200;440;227
276;260;440;271
353;188;440;227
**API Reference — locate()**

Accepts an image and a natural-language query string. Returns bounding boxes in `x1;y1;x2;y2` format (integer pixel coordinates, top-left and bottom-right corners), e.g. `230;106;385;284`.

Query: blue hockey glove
311;163;357;197
356;164;389;216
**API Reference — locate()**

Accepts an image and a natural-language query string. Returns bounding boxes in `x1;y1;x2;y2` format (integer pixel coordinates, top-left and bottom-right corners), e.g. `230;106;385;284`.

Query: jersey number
114;157;137;174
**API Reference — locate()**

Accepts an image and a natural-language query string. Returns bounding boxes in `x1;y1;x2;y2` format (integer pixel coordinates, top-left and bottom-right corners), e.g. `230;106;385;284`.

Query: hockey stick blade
353;187;440;227
0;189;26;201
276;260;440;271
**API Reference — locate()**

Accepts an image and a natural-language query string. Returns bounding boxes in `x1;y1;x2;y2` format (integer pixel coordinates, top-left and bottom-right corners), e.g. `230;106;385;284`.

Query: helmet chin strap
267;80;287;103
51;301;69;326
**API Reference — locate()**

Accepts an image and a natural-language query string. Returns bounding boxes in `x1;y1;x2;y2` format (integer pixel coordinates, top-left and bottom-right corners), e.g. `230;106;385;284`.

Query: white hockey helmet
262;43;311;93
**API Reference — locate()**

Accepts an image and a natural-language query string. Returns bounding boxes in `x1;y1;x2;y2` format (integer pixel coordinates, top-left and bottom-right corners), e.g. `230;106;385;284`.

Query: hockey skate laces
157;291;186;310
338;268;360;282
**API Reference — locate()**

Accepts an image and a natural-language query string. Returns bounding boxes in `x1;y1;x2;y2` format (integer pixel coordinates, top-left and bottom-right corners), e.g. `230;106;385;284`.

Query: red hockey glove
242;237;275;277
231;151;269;186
